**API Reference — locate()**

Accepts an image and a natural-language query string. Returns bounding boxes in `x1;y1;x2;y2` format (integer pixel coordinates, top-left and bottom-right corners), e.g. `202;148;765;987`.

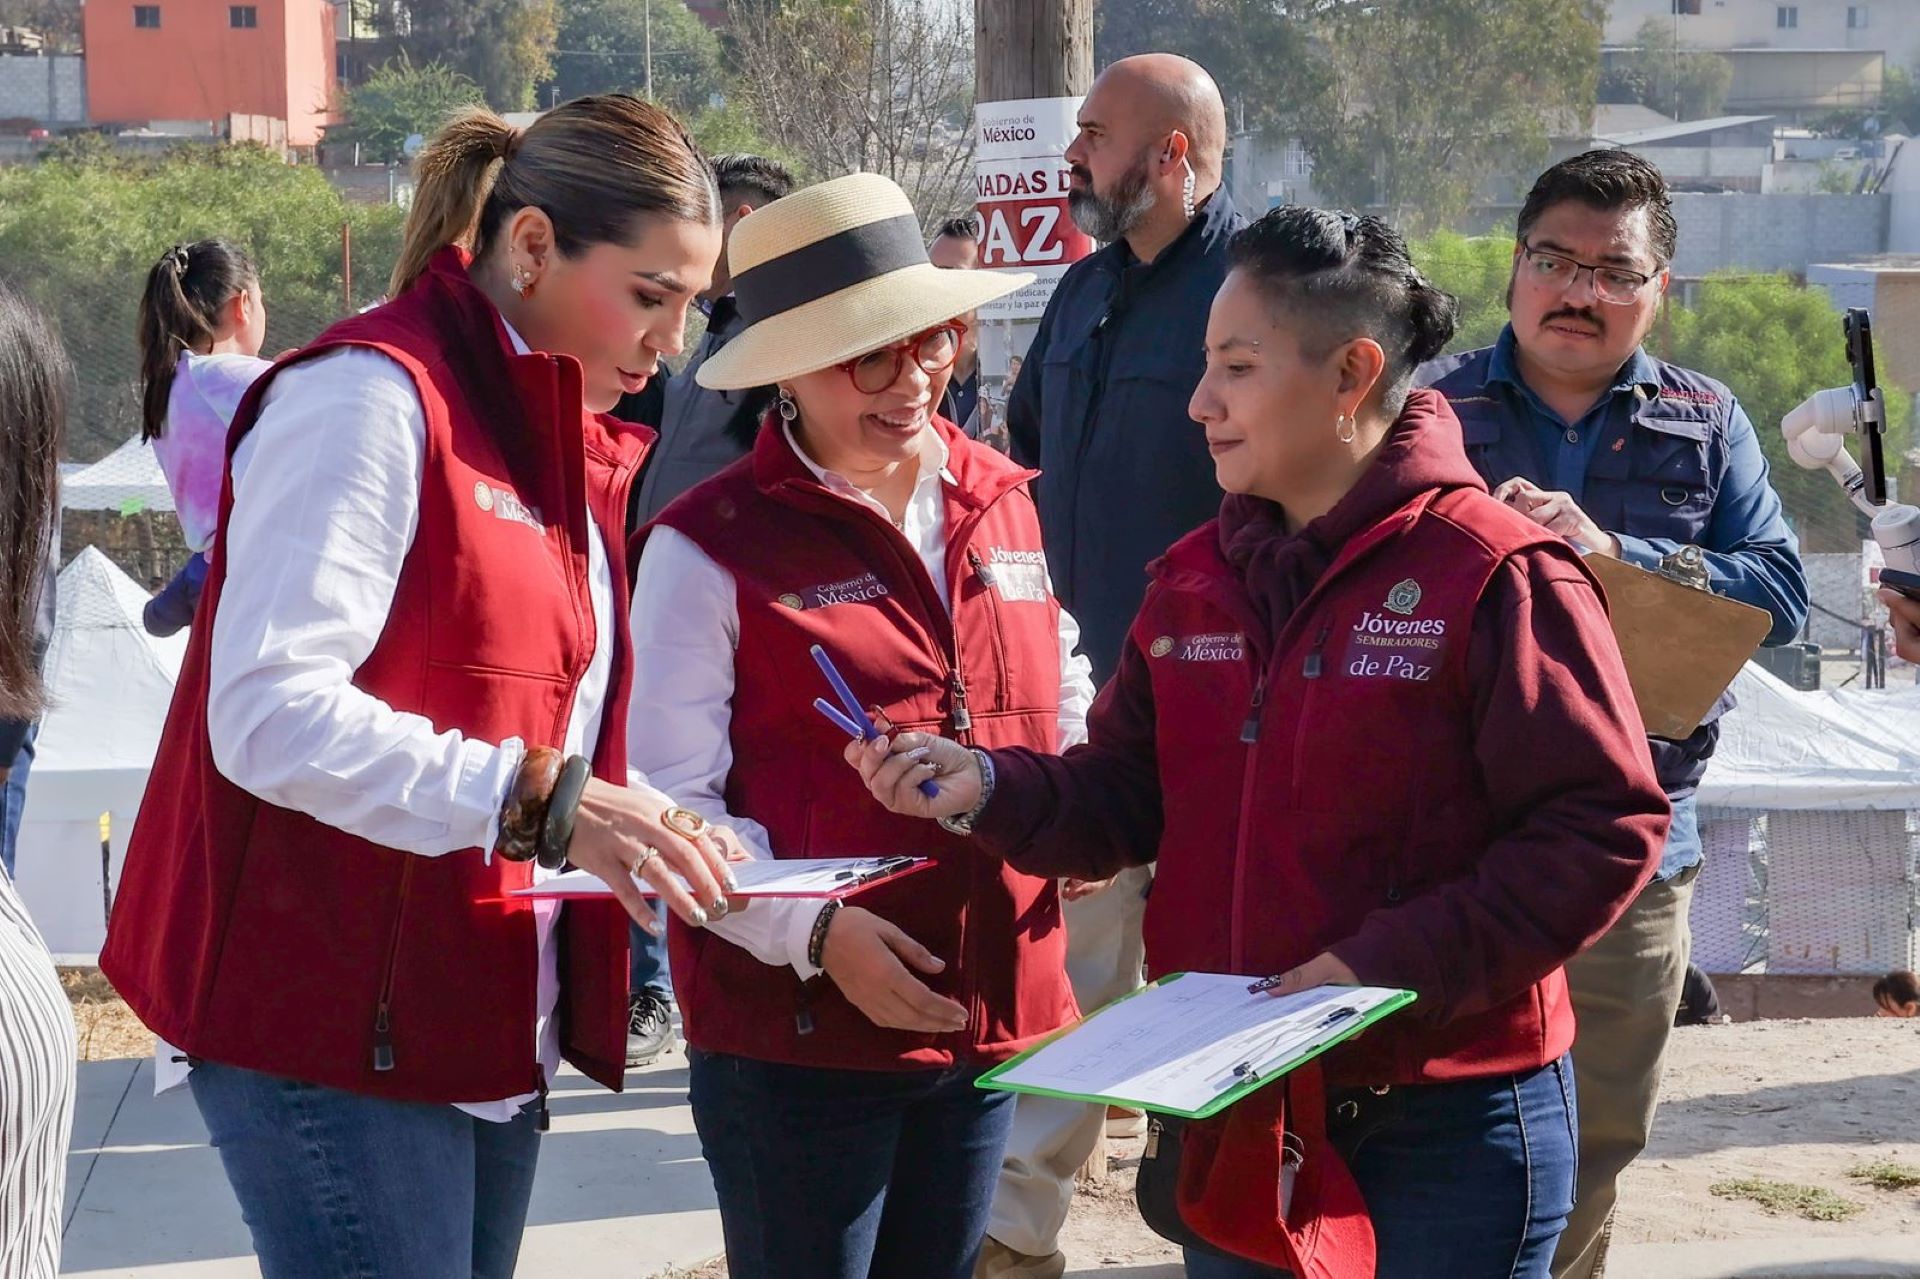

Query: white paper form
987;975;1411;1114
511;856;931;900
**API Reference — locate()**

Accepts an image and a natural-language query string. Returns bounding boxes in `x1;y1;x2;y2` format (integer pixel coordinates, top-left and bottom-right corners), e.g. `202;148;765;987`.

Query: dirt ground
65;975;1918;1269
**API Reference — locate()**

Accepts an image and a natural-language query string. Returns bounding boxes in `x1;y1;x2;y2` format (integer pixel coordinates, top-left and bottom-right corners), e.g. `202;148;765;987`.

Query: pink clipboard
507;855;936;901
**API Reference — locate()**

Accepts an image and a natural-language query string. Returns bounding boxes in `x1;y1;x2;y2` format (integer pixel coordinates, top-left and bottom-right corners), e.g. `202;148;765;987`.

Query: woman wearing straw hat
625;172;1097;1279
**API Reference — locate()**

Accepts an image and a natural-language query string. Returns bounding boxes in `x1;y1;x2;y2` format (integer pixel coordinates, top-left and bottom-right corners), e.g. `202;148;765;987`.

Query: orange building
83;1;336;146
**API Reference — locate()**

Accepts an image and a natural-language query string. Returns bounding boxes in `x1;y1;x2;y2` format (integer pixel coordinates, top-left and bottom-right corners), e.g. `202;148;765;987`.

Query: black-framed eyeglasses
837;323;965;394
1517;240;1660;306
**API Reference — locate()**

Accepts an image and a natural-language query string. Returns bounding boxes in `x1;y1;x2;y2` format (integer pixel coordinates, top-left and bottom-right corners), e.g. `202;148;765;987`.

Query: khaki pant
984;866;1151;1257
1552;864;1699;1279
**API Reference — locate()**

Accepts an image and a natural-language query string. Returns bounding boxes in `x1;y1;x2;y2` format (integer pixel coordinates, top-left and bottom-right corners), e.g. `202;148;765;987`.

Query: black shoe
626;990;675;1068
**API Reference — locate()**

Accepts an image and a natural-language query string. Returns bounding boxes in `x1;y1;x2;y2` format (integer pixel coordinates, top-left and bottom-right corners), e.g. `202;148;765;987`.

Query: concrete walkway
58;1057;1920;1279
59;1057;724;1278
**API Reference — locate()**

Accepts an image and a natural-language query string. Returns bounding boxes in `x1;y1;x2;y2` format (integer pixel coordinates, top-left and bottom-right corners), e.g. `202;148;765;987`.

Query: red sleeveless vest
101;249;651;1102
651;418;1078;1070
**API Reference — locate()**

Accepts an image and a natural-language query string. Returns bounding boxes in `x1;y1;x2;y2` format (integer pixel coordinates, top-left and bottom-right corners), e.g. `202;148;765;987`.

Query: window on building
1848;5;1869;27
1671;0;1701;15
1777;5;1799;27
133;5;160;28
231;5;258;27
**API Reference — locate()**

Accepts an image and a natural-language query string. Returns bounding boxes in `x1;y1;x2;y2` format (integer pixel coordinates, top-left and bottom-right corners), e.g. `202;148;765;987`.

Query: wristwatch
937;749;996;837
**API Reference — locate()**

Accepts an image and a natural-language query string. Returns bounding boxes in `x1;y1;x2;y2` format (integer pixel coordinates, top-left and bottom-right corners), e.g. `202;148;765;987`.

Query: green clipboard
976;973;1417;1121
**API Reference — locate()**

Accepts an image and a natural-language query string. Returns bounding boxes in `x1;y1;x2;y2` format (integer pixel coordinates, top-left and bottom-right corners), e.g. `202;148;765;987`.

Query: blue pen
811;644;942;798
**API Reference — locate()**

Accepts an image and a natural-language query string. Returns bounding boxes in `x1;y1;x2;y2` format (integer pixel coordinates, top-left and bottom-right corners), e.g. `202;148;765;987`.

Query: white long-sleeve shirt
627;424;1096;979
160;324;639;1120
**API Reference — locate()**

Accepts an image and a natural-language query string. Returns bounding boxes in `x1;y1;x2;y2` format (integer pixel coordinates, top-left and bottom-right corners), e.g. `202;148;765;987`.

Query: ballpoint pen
810;644;941;798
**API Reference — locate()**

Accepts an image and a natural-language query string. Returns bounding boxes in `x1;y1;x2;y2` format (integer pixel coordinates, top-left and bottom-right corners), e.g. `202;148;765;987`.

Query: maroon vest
101;249;651;1102
651;419;1077;1070
1137;489;1579;1085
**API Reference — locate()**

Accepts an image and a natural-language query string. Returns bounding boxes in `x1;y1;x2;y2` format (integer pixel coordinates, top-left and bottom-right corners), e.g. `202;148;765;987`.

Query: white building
1606;0;1920;56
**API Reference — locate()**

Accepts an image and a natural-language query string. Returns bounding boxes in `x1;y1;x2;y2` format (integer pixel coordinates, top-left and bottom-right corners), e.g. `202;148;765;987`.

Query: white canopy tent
60;436;175;515
14;547;186;961
1694;664;1920;976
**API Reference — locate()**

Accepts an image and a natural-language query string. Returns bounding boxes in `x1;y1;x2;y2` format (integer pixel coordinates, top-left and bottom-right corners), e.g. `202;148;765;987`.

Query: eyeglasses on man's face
838;323;966;394
1517;240;1660;306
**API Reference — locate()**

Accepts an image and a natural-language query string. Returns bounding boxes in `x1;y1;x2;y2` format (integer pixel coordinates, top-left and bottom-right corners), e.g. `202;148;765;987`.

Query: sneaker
974;1237;1065;1279
1106;1104;1147;1139
625;990;676;1068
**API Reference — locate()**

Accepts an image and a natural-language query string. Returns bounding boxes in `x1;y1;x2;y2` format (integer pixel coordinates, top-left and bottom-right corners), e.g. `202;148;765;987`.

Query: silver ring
631;845;661;880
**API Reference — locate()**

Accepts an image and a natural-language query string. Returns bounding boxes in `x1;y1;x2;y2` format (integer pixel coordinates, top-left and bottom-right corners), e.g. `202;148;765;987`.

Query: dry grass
1709;1177;1865;1222
58;967;155;1061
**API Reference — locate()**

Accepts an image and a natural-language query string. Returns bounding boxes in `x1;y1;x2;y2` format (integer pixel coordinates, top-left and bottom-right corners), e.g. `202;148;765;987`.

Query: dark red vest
1137;489;1578;1085
100;249;651;1102
651;418;1077;1070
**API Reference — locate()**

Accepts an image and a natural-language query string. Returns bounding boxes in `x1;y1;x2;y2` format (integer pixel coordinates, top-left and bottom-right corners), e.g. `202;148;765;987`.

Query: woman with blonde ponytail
101;97;735;1279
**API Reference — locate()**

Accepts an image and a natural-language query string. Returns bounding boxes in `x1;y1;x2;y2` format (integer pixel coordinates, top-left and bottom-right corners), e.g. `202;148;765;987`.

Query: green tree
549;0;724;118
331;58;487;164
380;0;560;110
0;144;404;461
1095;0;1325;137
0;0;79;50
1598;17;1731;122
1294;0;1603;234
1662;274;1910;552
1413;232;1515;354
1883;63;1920;134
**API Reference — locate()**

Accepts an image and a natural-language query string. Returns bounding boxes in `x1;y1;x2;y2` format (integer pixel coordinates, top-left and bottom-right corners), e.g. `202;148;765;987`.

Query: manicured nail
906;746;932;760
723;868;741;892
689;906;709;927
709;896;730;918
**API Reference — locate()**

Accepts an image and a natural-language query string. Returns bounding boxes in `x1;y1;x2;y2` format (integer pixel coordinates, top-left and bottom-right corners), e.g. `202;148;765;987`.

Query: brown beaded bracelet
494;746;562;863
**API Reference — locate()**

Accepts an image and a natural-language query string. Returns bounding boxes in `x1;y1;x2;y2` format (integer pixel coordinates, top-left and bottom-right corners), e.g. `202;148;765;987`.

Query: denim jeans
0;723;37;879
189;1060;541;1279
629;918;671;1000
1183;1056;1578;1279
689;1048;1015;1279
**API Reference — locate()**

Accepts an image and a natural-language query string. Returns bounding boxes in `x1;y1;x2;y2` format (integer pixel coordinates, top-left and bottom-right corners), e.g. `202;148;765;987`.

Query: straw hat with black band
696;173;1033;392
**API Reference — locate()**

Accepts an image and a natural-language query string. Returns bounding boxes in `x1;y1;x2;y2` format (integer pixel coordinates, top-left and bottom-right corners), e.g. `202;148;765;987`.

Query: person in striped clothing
0;282;79;1279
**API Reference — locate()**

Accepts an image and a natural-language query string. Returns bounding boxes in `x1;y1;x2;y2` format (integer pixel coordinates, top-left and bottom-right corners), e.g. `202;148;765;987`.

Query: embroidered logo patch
1385;579;1422;616
1150;636;1175;658
1345;610;1447;683
984;547;1049;604
473;482;543;531
1169;632;1245;662
784;572;891;609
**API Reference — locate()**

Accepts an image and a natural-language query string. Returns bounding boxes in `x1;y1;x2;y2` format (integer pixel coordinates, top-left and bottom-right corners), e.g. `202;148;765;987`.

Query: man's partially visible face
929;232;981;367
1063;75;1161;243
1507;200;1668;386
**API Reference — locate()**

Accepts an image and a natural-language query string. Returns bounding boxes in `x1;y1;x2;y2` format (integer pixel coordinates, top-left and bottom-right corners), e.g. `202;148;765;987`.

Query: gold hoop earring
1336;413;1358;444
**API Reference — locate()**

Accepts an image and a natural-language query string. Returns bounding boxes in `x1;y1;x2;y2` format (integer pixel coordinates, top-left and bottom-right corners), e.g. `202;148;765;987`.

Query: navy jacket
1420;339;1807;809
1009;200;1244;683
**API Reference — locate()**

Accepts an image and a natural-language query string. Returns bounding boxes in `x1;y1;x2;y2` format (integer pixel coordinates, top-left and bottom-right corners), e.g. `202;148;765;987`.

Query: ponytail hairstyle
1226;206;1459;417
389;94;720;299
136;238;259;442
0;284;69;721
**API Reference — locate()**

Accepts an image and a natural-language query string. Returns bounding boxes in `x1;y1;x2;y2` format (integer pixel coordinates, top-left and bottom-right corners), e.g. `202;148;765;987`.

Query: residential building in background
83;0;337;146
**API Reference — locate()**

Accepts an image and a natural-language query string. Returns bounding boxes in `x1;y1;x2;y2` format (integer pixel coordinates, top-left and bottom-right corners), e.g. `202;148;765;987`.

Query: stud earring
510;264;532;297
1336;412;1358;444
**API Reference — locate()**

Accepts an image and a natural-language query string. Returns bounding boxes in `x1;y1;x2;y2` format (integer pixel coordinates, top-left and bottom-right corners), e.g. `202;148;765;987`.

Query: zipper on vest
371;860;416;1072
967;548;997;590
1301;621;1333;680
949;670;973;735
1240;670;1267;744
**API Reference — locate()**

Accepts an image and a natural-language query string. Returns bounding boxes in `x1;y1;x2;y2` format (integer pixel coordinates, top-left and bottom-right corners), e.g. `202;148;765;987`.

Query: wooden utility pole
975;0;1093;103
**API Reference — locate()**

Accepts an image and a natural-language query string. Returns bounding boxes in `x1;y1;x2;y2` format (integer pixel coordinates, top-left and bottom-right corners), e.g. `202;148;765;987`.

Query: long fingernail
690;906;709;927
723;868;741;892
709;896;729;918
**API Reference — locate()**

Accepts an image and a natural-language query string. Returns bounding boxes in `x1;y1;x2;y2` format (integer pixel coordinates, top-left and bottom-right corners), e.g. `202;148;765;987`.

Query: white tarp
60;435;175;514
1698;662;1920;810
13;547;186;960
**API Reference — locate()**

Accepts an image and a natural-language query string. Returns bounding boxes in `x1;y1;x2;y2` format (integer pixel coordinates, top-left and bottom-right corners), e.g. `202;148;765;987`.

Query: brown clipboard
1583;553;1773;741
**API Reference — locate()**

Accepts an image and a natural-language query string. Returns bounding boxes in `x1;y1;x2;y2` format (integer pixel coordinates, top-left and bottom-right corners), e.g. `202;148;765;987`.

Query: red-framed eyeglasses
837;322;967;394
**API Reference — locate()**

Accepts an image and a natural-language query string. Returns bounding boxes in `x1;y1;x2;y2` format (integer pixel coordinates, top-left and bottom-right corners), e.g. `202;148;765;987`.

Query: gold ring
662;806;708;839
631;845;661;879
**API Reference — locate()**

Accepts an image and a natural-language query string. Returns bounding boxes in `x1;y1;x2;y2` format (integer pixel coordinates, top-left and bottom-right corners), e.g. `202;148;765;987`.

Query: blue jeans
0;723;36;878
1183;1056;1578;1279
689;1048;1015;1279
629;918;671;999
189;1060;541;1279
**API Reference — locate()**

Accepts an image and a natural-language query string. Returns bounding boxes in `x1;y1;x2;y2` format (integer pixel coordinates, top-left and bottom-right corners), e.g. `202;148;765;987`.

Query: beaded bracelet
494;746;562;862
807;898;844;971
